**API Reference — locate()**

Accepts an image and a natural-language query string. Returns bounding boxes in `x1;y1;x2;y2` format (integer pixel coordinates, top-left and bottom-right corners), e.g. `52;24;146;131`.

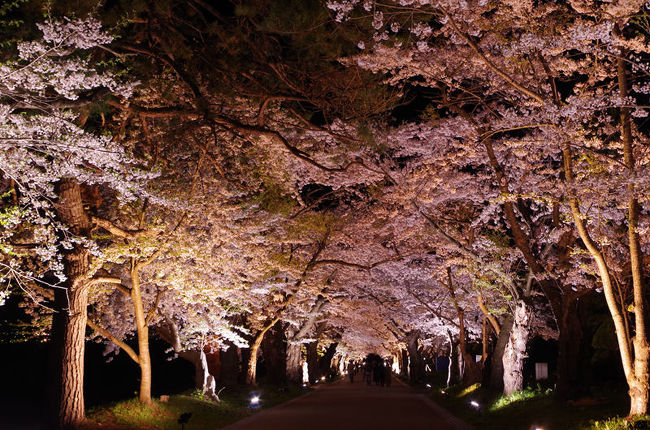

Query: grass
429;382;643;430
84;385;310;430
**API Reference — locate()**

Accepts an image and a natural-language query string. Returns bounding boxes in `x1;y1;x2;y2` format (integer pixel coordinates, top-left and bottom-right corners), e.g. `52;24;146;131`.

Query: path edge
393;377;474;430
417;394;475;430
218;387;316;430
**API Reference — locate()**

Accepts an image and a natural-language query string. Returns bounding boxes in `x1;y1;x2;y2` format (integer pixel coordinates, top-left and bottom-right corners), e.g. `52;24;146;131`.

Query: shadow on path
222;379;472;430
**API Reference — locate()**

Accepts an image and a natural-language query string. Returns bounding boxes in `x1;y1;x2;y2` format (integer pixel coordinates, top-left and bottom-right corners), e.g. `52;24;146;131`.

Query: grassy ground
84;385;310;430
427;380;650;430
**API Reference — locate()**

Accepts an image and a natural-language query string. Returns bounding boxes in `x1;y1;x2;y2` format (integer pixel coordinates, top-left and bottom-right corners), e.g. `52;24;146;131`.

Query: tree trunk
51;180;91;429
400;349;409;378
286;342;303;385
246;318;279;385
555;296;583;400
447;332;459;387
489;314;513;391
246;336;263;386
319;342;338;377
503;300;532;395
306;341;319;384
219;341;239;387
407;331;424;384
261;322;287;385
130;266;152;405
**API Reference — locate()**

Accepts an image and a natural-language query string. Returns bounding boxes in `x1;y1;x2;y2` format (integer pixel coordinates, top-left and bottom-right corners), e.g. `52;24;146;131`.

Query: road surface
222;379;472;430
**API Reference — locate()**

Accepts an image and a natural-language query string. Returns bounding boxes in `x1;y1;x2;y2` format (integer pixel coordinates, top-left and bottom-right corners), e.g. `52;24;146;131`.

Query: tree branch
87;319;140;364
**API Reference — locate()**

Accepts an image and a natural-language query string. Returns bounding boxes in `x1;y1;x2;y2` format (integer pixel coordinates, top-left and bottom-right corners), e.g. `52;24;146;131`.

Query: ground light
321;376;326;382
470;400;480;409
249;393;261;408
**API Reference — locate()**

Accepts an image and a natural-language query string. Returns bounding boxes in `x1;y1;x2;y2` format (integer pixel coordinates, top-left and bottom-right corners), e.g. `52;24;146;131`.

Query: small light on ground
250;395;260;406
470;400;480;408
425;383;432;388
440;389;446;394
321;376;326;381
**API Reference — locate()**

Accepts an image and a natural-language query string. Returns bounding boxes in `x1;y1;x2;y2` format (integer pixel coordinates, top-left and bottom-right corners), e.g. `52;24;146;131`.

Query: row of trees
1;0;649;427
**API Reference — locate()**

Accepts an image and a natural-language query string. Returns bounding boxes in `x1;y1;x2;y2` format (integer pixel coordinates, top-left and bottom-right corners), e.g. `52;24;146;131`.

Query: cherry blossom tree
0;15;146;428
328;0;649;411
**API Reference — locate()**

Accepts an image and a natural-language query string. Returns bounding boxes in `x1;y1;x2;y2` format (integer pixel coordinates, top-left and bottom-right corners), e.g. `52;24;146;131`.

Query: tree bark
489;314;513;391
286;342;303;385
555;295;583;400
246;318;279;385
447;332;460;387
306;341;319;384
129;265;152;405
400;349;409;378
51;180;91;429
406;331;425;384
219;341;240;387
319;342;338;377
503;300;531;395
261;321;287;385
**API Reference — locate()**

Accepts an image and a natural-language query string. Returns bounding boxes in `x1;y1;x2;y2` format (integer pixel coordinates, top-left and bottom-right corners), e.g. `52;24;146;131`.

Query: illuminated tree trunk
130;266;152;405
158;317;218;400
406;330;425;384
246;318;279;385
489;314;513;391
447;268;481;385
286;342;303;385
400;349;409;378
51;180;91;429
503;300;531;395
285;297;326;385
559;56;649;415
446;332;459;387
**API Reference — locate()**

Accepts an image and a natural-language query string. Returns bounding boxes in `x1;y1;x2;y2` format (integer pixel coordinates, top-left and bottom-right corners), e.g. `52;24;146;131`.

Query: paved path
221;379;472;430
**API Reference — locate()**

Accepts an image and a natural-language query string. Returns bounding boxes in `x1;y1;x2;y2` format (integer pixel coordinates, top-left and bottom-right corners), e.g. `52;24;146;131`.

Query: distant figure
373;358;385;386
384;363;392;387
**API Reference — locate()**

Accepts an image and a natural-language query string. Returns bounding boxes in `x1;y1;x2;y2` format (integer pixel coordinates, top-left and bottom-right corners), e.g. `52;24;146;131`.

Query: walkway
221;379;472;430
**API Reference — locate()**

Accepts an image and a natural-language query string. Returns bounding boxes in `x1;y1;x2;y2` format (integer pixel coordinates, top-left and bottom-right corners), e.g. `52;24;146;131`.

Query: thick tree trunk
219;341;240;387
261;322;287;385
555;296;583;400
286;342;303;385
246;319;278;385
407;331;425;384
400;349;409;378
319;342;338;377
503;300;531;395
489;314;513;391
51;180;91;429
306;341;319;384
